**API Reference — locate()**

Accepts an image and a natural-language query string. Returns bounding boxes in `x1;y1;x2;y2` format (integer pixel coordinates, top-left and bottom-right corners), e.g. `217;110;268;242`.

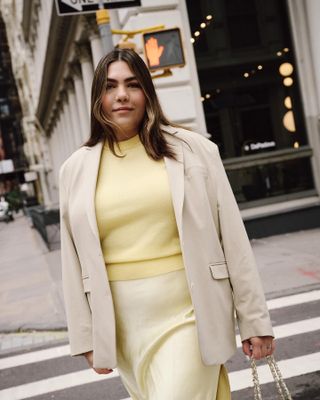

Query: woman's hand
83;351;114;374
242;336;275;360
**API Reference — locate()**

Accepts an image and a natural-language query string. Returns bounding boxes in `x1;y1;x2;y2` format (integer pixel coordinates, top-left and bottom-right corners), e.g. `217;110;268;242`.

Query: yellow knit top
94;134;184;281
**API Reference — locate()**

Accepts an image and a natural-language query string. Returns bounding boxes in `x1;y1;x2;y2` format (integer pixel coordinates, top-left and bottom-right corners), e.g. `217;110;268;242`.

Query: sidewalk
0;213;67;354
1;213;320;355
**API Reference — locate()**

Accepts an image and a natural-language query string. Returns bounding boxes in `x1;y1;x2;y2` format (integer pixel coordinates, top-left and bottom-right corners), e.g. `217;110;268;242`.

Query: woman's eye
128;82;140;88
106;84;115;90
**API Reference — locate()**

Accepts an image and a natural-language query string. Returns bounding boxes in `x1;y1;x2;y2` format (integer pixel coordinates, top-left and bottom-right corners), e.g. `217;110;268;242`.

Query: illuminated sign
143;28;185;71
244;141;276;152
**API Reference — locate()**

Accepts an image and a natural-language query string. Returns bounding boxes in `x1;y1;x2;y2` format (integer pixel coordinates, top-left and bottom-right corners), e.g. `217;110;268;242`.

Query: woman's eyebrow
107;76;138;83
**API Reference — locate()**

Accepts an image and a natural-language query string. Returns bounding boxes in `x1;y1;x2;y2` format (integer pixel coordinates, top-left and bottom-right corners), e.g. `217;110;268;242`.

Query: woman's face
101;60;146;139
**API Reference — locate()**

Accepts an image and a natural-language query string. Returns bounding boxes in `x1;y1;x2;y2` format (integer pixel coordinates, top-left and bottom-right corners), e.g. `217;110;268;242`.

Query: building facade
0;13;28;200
186;0;320;236
1;0;205;206
1;0;320;236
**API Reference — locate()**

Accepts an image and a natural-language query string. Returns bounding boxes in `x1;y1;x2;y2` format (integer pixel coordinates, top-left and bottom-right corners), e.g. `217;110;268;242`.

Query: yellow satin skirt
109;268;231;400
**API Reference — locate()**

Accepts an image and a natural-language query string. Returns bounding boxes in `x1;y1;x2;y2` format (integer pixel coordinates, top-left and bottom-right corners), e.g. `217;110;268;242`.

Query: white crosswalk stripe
266;289;320;310
2;290;318;371
235;316;320;347
0;289;319;399
2;317;319;371
0;345;70;370
0;369;119;400
229;352;320;391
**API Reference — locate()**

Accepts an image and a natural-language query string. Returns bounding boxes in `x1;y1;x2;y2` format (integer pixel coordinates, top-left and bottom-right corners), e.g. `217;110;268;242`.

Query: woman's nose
115;85;129;101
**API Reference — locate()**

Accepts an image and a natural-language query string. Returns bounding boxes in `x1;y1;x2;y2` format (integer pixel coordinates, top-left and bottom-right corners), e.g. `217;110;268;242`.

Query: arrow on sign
61;0;100;11
61;0;82;11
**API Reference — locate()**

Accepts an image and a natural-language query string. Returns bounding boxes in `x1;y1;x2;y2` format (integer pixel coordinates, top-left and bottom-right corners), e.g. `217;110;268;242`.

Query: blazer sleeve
209;143;274;342
59;165;93;356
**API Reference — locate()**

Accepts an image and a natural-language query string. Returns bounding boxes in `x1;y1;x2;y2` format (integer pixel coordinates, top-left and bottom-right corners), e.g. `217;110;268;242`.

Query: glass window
227;157;314;204
187;0;314;205
225;0;261;48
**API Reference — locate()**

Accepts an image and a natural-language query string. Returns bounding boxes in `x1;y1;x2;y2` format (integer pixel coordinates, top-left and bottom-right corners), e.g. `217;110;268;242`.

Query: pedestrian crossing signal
142;28;185;72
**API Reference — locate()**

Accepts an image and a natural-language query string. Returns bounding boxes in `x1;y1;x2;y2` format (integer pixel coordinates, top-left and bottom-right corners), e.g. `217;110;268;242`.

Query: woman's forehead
107;60;136;80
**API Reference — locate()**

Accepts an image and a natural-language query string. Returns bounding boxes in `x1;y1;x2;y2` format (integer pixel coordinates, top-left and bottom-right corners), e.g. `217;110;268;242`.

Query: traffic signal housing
142;28;185;72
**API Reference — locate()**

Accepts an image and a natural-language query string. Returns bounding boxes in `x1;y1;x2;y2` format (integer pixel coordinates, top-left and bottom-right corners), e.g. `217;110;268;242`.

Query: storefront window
187;0;314;206
228;157;314;204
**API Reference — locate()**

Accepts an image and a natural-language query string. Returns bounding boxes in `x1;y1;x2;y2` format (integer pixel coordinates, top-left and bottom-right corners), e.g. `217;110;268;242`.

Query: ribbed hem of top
106;253;184;281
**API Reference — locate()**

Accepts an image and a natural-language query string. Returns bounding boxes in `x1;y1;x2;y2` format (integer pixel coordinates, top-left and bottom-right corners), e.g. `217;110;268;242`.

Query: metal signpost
55;0;183;78
55;0;141;56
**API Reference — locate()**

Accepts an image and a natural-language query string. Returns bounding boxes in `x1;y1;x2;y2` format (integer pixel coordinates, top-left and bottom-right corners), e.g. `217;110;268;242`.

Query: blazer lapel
83;129;185;244
163;130;185;238
84;141;104;243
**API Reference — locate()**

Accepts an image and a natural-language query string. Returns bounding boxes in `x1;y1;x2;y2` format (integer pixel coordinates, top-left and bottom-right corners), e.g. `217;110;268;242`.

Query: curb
0;330;69;357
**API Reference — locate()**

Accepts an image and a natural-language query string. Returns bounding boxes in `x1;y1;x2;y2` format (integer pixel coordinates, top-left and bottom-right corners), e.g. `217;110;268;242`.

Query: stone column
58;99;72;158
52;118;62;176
38;131;53;207
22;117;36;166
86;18;104;67
54;102;65;166
305;0;320;115
60;91;76;154
65;78;82;148
287;0;320;193
70;63;90;142
89;33;104;68
55;114;64;165
76;44;94;114
49;124;59;190
37;165;52;207
57;114;67;165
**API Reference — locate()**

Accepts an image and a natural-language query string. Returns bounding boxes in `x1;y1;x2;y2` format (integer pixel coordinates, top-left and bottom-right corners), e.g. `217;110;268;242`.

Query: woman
59;48;274;399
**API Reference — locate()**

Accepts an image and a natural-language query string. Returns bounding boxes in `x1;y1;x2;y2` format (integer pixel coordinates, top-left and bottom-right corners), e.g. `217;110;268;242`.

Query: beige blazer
59;125;273;369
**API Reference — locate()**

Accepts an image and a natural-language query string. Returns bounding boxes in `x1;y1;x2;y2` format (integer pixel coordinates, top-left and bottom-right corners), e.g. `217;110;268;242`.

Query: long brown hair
84;48;183;160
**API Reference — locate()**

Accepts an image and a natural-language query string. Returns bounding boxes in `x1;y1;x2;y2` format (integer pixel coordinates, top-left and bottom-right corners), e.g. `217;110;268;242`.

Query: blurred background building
0;13;28;209
0;0;319;237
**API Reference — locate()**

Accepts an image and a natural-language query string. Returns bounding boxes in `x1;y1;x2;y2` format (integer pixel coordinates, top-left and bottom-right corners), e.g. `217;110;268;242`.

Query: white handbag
250;355;292;399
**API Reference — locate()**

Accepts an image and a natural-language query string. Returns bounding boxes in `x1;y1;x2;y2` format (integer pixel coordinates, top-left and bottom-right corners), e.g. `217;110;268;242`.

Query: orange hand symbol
145;37;164;67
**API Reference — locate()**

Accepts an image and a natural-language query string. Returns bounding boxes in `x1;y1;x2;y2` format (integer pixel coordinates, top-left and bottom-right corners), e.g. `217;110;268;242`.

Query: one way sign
55;0;141;16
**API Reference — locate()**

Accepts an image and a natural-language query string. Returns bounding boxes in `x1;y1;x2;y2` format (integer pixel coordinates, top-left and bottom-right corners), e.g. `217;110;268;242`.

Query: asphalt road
1;290;319;399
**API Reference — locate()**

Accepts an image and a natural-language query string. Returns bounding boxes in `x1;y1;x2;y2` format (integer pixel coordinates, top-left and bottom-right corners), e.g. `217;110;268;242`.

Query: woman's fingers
250;337;263;359
242;339;251;357
242;336;275;360
267;338;276;356
83;351;113;374
94;368;114;374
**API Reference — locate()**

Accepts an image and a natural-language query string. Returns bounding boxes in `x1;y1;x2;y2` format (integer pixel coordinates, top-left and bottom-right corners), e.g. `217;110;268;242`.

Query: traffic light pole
96;6;114;56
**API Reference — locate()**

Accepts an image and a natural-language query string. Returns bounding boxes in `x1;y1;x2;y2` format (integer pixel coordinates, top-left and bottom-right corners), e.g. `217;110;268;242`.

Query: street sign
55;0;141;16
143;28;186;72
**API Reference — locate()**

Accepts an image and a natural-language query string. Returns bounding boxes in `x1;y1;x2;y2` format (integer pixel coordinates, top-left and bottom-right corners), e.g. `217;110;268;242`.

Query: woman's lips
113;107;133;112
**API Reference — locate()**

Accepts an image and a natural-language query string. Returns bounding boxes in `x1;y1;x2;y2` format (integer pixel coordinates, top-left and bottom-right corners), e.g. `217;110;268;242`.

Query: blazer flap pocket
209;262;229;279
82;277;91;293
